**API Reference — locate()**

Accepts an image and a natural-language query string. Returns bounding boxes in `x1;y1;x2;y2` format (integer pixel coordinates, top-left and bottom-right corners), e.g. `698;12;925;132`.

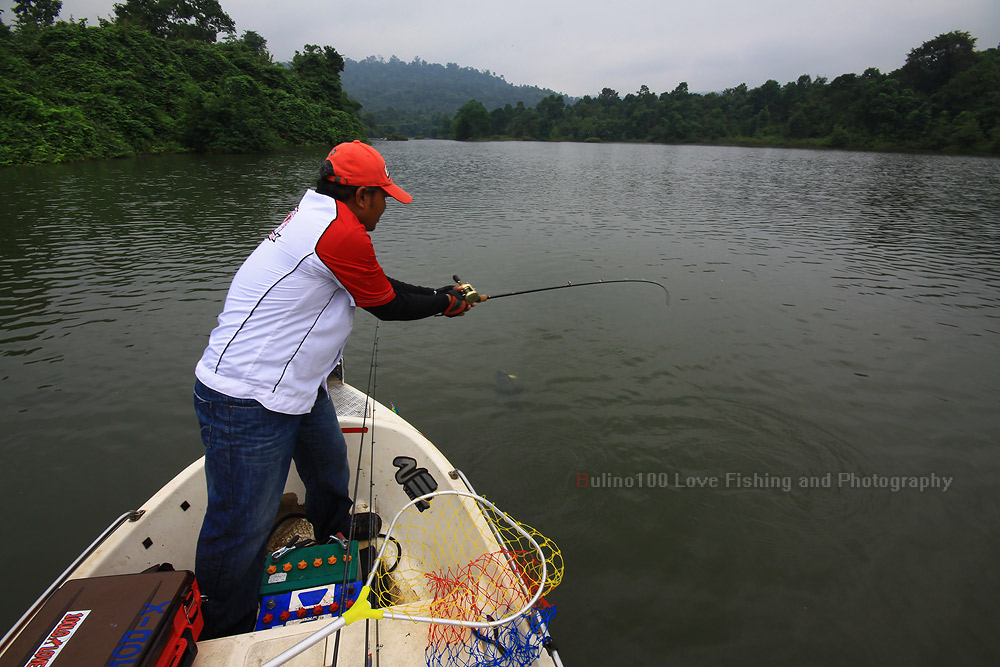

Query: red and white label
24;610;90;667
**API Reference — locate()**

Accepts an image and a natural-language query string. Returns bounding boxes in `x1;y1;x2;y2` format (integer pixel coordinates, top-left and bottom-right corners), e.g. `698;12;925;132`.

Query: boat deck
0;381;561;667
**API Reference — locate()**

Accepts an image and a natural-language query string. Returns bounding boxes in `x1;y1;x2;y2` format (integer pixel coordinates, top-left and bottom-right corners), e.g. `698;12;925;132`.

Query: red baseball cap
322;140;412;204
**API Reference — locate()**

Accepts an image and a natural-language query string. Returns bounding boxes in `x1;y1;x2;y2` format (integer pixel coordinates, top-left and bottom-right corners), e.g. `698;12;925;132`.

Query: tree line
2;1;996;165
448;31;999;155
341;55;566;139
1;0;365;165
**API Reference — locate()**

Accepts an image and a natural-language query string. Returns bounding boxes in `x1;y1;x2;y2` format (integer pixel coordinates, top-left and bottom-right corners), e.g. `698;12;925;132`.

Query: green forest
341;55;565;139
0;0;365;164
1;0;997;165
448;31;999;154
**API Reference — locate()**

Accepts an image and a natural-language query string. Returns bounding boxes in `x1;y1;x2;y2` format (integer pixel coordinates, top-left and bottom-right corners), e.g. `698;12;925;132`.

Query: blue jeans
193;379;352;638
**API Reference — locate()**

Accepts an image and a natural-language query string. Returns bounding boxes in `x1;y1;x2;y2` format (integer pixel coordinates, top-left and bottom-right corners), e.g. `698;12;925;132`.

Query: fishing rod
452;275;670;306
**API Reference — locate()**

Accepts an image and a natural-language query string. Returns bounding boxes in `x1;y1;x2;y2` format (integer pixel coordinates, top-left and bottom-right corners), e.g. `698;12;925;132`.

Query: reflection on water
1;142;998;663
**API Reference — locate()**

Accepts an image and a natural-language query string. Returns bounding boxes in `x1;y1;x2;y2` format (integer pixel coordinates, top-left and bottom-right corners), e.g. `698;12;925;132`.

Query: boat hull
1;382;560;667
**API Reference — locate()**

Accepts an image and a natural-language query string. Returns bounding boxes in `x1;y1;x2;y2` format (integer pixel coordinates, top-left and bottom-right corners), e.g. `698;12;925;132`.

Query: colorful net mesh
368;492;564;667
425;600;557;667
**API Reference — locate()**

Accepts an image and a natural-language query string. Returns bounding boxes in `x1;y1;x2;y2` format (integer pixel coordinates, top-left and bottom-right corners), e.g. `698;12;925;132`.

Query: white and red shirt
196;190;394;414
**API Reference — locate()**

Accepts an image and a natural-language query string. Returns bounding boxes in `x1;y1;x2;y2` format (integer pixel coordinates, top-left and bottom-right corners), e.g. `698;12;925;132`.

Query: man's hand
443;290;475;317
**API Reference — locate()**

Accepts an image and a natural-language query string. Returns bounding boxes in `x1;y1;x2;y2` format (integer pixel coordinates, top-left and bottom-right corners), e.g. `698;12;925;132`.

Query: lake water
1;140;998;664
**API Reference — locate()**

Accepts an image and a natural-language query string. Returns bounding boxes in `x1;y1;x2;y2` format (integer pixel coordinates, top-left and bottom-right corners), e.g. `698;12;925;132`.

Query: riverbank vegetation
449;31;999;155
1;0;364;165
1;0;996;164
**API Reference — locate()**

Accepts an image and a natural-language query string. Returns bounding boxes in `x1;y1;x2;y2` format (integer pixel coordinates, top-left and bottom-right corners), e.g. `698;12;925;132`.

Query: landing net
368;492;563;667
259;491;563;667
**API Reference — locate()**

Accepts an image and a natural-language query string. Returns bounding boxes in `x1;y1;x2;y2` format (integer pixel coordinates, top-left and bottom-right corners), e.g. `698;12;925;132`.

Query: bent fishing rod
452;275;670;306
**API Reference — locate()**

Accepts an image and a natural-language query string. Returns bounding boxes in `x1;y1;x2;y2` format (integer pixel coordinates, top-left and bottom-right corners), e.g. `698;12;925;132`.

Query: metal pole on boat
0;510;144;652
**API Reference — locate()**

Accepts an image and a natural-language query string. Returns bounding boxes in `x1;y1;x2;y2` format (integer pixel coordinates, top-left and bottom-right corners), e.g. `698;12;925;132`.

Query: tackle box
254;581;364;631
1;570;202;667
260;541;359;596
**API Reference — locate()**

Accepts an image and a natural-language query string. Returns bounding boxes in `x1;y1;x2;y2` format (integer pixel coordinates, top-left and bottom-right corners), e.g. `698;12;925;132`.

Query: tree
749;79;781;115
291;44;356;112
901;31;978;94
113;0;235;42
240;29;268;60
536;94;565;120
168;0;235;42
12;0;62;28
598;87;620;106
506;103;541;139
949;110;985;147
452;100;491;140
113;0;167;34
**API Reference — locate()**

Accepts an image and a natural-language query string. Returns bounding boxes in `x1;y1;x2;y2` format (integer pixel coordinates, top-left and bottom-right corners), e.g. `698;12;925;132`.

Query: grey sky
10;0;1000;97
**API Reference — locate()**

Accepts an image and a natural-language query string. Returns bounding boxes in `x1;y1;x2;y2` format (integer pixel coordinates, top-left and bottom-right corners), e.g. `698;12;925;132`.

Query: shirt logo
269;207;299;242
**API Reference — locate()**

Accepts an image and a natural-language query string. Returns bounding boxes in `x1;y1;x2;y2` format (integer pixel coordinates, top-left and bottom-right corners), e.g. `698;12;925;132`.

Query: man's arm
362;277;450;321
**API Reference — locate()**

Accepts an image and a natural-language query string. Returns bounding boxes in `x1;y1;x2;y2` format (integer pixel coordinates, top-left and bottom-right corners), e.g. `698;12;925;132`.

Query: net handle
260;489;547;667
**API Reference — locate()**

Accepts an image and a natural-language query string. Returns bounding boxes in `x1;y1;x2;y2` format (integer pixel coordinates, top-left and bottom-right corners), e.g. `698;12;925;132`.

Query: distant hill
341;56;571;137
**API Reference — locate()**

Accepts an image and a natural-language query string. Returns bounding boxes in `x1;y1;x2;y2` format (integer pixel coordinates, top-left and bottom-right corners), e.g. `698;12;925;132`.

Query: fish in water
495;370;525;395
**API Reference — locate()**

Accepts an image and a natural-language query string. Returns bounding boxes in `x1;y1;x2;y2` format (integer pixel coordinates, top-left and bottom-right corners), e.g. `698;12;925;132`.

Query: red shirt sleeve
315;206;396;307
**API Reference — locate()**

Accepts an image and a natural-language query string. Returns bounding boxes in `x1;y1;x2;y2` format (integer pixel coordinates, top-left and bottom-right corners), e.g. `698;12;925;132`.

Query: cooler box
1;570;202;667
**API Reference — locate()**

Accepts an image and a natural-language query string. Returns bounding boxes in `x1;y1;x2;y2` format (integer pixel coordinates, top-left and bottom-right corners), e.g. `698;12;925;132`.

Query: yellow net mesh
368;492;563;666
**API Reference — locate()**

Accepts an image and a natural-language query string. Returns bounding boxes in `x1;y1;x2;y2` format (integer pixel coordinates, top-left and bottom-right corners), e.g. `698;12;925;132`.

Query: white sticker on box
25;610;91;667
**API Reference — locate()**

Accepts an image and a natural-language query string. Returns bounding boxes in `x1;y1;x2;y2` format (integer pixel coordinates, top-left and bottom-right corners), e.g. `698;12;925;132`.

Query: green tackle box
260;541;360;596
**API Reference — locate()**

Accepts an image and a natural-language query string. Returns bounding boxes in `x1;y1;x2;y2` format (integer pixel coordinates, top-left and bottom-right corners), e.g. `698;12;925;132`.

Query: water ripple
2;143;999;661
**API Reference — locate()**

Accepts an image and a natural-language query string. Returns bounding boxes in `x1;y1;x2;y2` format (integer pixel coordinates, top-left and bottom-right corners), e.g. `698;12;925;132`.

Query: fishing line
364;328;380;667
332;320;381;666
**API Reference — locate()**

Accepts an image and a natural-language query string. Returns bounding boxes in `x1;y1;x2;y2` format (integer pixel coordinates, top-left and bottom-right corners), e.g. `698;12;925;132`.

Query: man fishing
192;140;478;638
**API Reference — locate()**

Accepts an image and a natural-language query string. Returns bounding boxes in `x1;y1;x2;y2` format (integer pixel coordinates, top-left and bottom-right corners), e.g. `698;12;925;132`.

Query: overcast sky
10;0;1000;97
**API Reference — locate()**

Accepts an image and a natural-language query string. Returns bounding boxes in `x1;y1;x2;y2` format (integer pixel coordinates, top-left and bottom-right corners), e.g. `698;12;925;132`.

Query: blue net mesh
425;600;557;667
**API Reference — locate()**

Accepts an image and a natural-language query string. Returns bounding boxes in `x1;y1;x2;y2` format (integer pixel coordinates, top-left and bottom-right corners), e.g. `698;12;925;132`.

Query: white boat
0;378;564;667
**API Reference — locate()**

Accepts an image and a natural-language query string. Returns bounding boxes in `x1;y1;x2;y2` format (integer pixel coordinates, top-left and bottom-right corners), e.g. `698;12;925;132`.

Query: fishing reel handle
452;274;481;304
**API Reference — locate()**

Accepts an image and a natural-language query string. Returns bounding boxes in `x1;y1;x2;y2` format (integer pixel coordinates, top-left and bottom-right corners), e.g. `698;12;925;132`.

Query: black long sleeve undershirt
362;277;449;321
